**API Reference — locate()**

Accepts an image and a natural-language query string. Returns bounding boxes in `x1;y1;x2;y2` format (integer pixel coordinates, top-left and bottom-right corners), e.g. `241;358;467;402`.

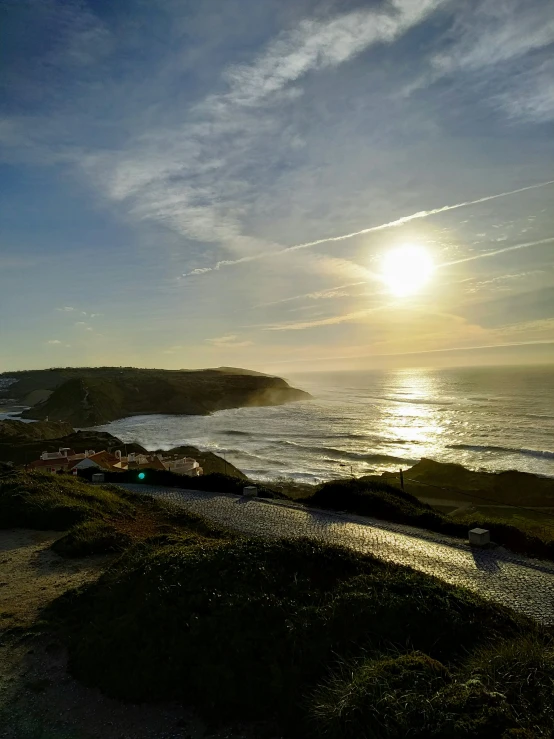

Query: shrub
309;652;451;738
308;478;446;530
465;636;554;729
51;520;133;557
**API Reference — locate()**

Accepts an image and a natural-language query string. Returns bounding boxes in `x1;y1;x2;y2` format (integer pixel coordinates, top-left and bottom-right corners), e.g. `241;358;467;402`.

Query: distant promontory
0;366;311;427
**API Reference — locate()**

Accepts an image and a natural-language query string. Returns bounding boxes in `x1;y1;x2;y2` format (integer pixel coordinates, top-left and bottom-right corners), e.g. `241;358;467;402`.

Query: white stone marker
243;486;257;497
469;528;490;547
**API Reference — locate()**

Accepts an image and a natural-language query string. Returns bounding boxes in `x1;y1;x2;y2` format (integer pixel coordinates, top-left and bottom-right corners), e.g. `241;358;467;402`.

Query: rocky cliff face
1;367;311;427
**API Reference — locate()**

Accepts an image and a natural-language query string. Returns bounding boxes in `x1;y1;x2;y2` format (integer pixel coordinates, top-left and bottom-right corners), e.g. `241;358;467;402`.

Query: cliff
0;367;311;427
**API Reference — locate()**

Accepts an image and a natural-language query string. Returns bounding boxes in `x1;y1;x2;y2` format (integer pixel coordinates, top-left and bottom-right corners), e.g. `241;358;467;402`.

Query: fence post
399;468;404;491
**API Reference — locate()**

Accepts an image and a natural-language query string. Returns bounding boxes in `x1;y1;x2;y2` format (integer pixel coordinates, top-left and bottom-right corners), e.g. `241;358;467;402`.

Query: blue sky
1;0;553;372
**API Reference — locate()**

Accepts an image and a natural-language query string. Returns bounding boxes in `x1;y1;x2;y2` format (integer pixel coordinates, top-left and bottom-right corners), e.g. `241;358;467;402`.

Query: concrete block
91;473;105;484
243;486;257;497
469;528;490;547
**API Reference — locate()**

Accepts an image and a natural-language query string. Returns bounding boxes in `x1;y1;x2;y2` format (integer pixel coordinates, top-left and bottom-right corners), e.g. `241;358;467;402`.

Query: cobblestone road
119;484;554;625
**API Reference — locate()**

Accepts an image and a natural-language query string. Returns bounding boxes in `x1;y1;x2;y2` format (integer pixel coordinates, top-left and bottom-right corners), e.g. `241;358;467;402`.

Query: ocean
96;365;554;483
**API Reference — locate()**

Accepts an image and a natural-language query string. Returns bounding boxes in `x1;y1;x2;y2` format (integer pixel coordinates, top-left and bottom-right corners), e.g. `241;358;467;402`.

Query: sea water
96;365;554;483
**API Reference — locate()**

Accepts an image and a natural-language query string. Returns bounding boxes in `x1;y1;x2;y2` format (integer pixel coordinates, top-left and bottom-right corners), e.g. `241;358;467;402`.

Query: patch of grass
465;636;554;727
310;639;554;738
50;536;540;734
0;471;136;530
0;471;233;564
309;651;452;738
50;520;132;557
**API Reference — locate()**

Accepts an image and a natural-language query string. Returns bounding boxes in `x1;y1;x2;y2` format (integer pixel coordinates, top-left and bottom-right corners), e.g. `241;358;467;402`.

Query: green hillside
0;367;310;426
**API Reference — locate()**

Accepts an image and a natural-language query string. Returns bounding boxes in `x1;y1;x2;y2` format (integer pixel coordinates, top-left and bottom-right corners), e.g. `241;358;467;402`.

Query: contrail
182;178;554;277
440;236;554;267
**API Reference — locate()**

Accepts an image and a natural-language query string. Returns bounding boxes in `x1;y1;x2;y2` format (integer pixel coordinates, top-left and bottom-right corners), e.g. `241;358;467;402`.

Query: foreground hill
0;366;310;427
2;471;554;738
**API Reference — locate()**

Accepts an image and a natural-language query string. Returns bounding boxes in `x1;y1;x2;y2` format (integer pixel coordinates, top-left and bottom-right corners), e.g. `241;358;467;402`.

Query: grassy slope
3;470;554;737
0;470;228;553
4;367;310;426
370;458;554;508
0;419;73;442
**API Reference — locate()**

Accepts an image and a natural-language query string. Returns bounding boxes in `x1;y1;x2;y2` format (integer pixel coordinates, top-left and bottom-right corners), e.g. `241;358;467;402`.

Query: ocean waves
447;444;554;461
98;366;554;482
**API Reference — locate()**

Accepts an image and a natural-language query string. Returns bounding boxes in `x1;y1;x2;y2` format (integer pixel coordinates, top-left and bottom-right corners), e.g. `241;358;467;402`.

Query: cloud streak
183;179;554;276
441;236;554;266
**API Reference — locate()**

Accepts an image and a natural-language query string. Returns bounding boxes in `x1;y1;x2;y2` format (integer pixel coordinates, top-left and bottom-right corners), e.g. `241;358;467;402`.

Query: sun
381;244;435;297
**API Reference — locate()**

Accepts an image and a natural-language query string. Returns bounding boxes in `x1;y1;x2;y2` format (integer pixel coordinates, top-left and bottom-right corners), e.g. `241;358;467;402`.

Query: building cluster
29;447;203;476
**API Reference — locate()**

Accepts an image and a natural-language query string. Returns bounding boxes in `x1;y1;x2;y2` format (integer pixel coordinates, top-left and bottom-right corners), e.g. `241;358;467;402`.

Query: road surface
119;484;554;626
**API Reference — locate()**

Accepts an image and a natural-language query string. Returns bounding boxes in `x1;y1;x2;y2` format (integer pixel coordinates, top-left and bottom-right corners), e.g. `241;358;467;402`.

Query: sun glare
381;244;435;297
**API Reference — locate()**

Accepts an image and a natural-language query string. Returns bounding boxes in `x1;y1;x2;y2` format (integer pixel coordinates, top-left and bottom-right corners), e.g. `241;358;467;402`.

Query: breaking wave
448;444;554;460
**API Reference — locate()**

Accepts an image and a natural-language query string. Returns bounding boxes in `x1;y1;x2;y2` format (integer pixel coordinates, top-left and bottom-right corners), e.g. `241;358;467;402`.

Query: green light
138;472;146;480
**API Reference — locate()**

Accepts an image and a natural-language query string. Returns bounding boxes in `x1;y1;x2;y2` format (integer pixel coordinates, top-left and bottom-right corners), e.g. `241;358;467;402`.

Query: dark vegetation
0;419;73;441
0;470;137;531
307;477;554;561
86;466;285;498
51;536;553;738
0;470;228;556
370;458;554;508
0;366;310;426
3;470;554;737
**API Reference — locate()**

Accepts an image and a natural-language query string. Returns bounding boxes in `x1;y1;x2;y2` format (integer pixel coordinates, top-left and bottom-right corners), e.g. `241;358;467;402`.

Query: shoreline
95;413;554;484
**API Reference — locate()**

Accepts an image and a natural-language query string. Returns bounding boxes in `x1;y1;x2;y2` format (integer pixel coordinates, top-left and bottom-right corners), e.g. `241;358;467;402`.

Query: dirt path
0;529;107;631
0;529;275;739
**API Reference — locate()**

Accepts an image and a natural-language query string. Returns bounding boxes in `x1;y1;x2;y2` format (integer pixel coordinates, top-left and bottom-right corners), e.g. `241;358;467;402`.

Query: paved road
119;484;554;626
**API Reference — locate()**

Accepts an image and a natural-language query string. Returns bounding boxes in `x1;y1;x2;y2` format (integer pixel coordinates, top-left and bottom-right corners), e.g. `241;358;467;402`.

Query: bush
465;636;554;728
308;478;446;530
0;471;136;530
310;652;451;738
56;537;530;727
51;520;133;557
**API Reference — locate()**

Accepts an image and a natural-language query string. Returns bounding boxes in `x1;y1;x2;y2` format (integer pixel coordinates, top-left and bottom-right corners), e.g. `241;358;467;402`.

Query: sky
1;0;553;374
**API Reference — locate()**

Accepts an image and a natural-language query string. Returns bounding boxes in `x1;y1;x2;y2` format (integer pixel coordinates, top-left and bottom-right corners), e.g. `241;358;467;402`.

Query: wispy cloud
80;0;446;256
46;339;62;345
56;306;75;312
441;236;554;266
256;281;367;307
260;308;380;332
432;0;554;73
183;180;554;276
221;0;446;106
494;58;554;122
206;334;253;348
